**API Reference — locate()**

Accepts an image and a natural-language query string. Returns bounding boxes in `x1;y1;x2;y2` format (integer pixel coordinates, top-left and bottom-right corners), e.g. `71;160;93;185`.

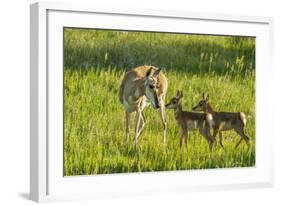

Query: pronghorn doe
165;91;214;150
119;65;168;146
192;94;250;148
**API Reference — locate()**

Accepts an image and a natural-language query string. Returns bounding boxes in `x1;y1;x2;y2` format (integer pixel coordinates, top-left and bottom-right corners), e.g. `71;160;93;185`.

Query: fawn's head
165;90;183;109
144;67;162;109
192;93;210;112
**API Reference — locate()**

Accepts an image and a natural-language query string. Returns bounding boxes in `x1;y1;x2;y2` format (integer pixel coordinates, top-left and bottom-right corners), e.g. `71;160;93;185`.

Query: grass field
63;28;255;176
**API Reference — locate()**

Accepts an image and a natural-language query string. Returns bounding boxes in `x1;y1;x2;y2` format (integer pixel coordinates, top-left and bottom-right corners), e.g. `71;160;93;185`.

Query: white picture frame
30;1;274;202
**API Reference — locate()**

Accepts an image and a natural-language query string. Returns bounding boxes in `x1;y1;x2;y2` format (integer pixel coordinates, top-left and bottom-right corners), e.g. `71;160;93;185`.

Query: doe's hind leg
136;111;146;136
125;111;130;143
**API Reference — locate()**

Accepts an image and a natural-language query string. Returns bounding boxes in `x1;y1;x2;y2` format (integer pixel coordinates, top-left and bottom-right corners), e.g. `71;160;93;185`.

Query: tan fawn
119;65;168;146
192;94;250;148
165;91;214;150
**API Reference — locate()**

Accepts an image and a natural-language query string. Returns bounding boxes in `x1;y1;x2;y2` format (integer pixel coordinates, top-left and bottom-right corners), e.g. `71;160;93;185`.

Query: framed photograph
30;2;274;202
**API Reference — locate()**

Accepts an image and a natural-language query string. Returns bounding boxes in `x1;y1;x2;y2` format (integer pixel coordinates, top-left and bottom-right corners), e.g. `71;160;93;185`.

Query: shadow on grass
64;28;255;77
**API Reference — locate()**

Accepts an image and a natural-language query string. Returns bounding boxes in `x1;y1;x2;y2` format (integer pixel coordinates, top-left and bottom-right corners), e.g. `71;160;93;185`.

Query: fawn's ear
206;94;209;101
176;90;180;97
202;93;205;100
179;91;183;98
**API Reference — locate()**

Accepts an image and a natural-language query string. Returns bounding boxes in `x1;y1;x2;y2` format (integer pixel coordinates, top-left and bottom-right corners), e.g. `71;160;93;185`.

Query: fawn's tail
239;112;247;126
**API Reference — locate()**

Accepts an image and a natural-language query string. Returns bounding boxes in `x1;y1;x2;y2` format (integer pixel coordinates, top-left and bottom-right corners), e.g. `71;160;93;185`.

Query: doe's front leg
134;109;142;147
159;104;167;144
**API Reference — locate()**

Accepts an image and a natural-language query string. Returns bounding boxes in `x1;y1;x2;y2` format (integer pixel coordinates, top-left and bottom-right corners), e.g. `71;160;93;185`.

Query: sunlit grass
64;69;255;175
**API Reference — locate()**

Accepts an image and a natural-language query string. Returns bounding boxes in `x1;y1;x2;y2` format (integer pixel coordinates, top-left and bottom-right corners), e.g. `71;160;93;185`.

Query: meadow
63;28;255;176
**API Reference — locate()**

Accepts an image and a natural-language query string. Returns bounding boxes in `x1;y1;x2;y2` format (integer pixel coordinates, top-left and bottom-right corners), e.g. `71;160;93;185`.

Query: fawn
165;91;214;150
192;94;250;148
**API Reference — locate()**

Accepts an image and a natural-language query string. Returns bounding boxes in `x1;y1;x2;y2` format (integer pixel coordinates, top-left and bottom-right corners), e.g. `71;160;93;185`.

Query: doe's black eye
149;85;155;89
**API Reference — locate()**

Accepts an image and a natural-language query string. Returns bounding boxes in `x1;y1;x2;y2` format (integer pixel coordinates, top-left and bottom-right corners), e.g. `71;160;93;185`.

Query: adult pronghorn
119;65;168;146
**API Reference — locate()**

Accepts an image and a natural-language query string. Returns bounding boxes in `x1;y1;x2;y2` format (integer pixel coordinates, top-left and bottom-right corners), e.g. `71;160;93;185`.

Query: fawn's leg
200;125;213;150
207;127;214;150
184;131;189;150
234;126;250;149
180;127;187;152
219;132;224;148
180;128;186;151
235;138;243;149
212;128;219;146
180;135;184;150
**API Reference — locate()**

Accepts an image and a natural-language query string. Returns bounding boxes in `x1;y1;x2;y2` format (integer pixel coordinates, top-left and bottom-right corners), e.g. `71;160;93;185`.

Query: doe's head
165;90;183;109
145;67;162;109
192;93;209;112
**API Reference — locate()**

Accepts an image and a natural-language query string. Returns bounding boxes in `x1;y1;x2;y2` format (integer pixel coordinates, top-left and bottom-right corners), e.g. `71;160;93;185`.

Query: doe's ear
153;68;161;78
146;67;153;78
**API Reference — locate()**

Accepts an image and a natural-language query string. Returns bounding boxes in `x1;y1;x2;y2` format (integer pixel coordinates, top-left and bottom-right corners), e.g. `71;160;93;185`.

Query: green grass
63;28;255;176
